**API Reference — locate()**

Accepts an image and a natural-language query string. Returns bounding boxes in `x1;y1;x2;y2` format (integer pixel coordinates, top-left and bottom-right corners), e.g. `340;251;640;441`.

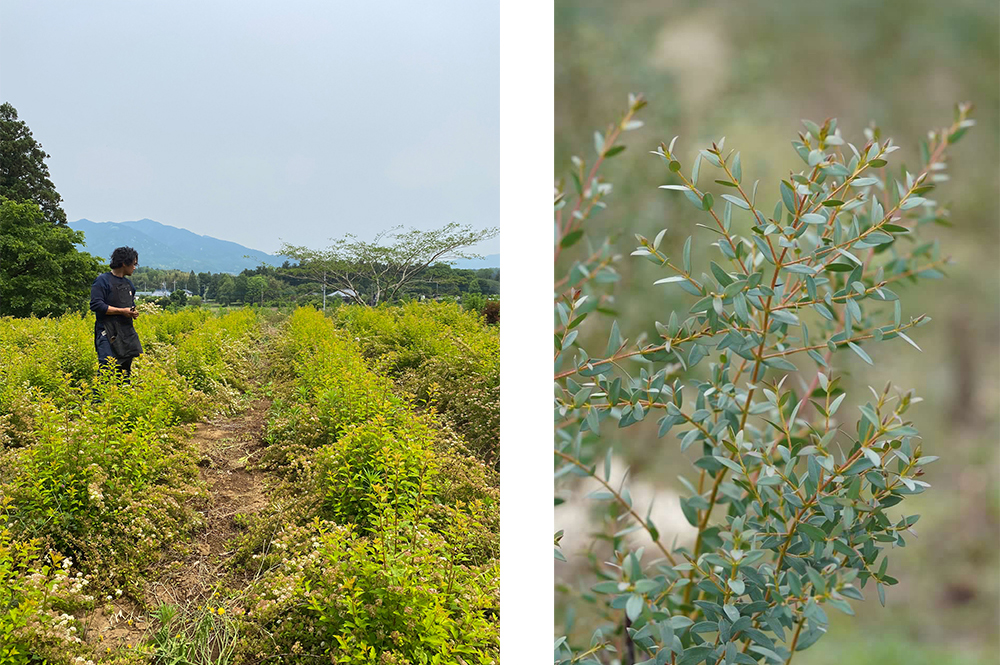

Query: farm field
0;303;499;664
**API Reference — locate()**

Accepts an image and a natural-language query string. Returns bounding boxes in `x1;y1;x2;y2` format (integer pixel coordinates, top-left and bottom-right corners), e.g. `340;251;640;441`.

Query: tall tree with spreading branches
0;102;67;225
278;222;499;307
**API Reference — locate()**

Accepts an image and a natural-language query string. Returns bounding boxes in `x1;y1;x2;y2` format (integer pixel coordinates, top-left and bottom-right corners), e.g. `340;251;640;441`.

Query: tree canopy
216;274;235;305
246;274;267;306
278;222;499;306
0;102;67;225
0;199;104;317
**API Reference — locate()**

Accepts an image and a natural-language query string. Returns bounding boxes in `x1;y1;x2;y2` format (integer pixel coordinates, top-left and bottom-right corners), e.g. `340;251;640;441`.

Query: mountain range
69;219;500;274
69;219;288;274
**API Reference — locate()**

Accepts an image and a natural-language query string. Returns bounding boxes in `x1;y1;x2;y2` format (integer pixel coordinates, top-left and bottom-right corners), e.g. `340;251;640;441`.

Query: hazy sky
0;1;499;255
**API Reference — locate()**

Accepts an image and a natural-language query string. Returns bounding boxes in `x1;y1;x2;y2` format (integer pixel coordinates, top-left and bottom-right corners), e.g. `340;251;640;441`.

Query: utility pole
322;271;327;312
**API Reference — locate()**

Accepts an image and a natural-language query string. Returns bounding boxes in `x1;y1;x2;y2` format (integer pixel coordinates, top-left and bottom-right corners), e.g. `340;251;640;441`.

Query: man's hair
109;246;139;269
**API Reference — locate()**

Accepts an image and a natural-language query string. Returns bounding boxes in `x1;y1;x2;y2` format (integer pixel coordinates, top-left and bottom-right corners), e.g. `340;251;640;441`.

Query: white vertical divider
499;0;554;660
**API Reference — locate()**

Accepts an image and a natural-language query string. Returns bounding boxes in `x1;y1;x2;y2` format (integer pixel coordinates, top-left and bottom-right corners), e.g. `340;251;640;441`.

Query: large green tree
278;222;499;307
216;274;235;305
0;199;104;317
246;274;267;306
0;103;67;225
197;271;211;297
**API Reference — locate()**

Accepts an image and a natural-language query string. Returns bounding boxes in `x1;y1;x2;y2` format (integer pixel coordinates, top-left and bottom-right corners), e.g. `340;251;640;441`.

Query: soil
82;399;271;650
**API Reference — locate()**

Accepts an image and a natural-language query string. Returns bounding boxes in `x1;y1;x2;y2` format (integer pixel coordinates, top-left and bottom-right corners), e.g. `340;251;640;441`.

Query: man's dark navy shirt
90;272;136;335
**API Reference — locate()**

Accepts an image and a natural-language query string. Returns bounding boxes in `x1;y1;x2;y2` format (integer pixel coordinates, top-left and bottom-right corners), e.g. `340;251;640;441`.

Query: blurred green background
555;1;999;663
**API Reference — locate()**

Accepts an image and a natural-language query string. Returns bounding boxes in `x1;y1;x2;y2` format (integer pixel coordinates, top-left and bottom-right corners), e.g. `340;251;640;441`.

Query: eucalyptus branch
555;100;967;665
760;317;924;360
555;94;646;262
554;327;713;381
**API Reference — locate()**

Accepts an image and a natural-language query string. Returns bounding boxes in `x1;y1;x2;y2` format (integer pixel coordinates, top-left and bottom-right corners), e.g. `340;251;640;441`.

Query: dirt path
85;399;271;647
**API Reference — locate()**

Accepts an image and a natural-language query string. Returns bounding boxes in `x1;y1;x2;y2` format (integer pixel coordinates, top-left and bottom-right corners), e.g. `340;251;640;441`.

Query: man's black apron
97;278;142;372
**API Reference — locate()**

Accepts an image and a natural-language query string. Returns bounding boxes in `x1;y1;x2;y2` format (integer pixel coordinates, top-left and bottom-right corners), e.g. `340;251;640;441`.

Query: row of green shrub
0;305;499;663
333;301;500;465
0;308;259;414
0;309;262;664
234;307;499;664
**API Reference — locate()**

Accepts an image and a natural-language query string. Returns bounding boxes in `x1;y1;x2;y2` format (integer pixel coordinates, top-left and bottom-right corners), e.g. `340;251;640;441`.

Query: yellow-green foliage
0;309;260;597
139;308;259;395
0;315;96;415
334;301;500;465
0;308;258;420
0;306;498;663
267;308;498;539
315;413;437;533
240;307;499;663
241;520;498;665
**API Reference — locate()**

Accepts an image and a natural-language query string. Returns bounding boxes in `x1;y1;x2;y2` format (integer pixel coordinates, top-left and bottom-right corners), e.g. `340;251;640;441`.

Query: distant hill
69;219;289;274
451;254;499;269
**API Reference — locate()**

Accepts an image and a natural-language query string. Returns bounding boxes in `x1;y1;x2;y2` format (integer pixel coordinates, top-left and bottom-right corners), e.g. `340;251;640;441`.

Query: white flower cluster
136;300;161;315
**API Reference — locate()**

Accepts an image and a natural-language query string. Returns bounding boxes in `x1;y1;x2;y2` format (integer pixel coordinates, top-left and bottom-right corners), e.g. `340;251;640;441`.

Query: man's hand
107;306;138;318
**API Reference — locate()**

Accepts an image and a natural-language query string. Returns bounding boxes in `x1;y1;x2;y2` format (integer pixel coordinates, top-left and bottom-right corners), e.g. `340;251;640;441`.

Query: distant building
136;289;192;298
309;288;357;302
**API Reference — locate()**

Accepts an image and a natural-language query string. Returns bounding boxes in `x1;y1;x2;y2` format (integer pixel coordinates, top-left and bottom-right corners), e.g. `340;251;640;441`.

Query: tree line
135;262;499;307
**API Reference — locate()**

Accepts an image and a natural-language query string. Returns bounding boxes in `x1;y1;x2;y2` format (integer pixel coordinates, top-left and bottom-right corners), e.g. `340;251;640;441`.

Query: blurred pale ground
555;1;999;663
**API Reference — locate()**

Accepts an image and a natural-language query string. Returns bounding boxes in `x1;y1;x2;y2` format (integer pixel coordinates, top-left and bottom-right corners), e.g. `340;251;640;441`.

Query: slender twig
784;618;806;665
554;449;678;566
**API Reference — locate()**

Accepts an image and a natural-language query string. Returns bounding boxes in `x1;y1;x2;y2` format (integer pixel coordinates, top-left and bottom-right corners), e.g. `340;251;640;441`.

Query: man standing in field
90;246;143;376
